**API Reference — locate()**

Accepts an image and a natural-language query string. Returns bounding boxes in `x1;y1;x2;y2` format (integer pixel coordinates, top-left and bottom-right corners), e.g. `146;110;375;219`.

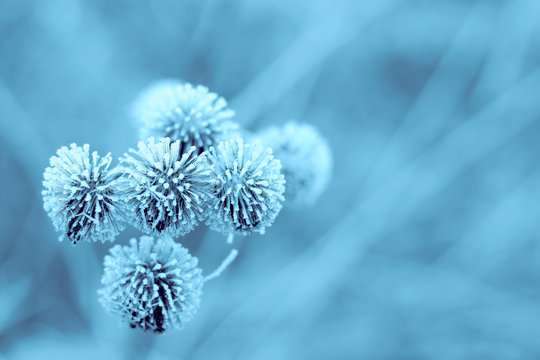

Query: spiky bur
133;81;238;153
119;137;214;237
98;236;203;333
258;122;333;207
205;138;285;235
42;144;125;244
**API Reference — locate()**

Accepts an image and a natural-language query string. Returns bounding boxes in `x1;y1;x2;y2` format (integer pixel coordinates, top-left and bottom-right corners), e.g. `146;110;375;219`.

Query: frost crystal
98;236;203;333
42;144;125;244
259;122;332;206
133;81;238;152
120;137;214;237
206;138;285;235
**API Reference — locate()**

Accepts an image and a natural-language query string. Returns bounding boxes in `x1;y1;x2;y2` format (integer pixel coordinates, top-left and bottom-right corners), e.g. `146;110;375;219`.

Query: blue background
2;0;540;359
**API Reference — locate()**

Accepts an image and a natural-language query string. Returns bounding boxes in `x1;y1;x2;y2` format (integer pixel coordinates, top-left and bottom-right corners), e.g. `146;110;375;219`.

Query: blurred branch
472;0;540;100
360;2;493;194
230;0;401;128
0;80;52;193
435;166;540;275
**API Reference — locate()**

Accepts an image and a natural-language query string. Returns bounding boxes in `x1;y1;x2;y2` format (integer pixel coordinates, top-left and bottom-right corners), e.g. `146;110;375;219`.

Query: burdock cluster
42;80;333;333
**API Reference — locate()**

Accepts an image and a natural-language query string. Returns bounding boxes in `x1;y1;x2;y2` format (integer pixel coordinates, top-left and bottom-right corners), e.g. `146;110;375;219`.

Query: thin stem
226;233;234;244
204;249;238;282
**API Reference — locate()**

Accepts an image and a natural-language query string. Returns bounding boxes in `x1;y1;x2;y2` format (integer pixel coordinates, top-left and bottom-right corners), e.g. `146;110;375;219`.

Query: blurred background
2;0;540;358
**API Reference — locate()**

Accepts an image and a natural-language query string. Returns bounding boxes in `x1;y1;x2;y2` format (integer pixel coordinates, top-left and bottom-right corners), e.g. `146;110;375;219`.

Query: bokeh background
2;0;540;359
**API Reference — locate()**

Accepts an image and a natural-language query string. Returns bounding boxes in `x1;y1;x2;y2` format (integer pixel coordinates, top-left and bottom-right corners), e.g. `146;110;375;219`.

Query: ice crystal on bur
120;137;214;237
206;138;285;235
259;122;332;206
42;144;125;244
133;81;238;153
99;236;203;333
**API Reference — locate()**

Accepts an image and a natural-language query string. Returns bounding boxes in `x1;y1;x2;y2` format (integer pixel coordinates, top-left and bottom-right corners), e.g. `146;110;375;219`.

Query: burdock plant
132;81;238;153
119;137;215;238
258;122;332;207
205;138;286;236
42;144;126;244
41;79;329;334
98;236;203;333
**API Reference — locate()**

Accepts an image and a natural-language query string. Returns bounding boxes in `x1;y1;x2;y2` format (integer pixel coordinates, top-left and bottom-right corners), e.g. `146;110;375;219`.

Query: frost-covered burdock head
131;79;184;114
206;138;285;235
120;137;214;237
133;81;238;153
259;122;332;207
98;236;203;333
42;144;125;244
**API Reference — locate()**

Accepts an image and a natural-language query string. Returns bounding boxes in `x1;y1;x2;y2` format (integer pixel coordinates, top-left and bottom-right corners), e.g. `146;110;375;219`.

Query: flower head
42;144;125;244
258;122;332;206
99;236;203;333
205;138;285;235
120;137;214;237
133;81;237;153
